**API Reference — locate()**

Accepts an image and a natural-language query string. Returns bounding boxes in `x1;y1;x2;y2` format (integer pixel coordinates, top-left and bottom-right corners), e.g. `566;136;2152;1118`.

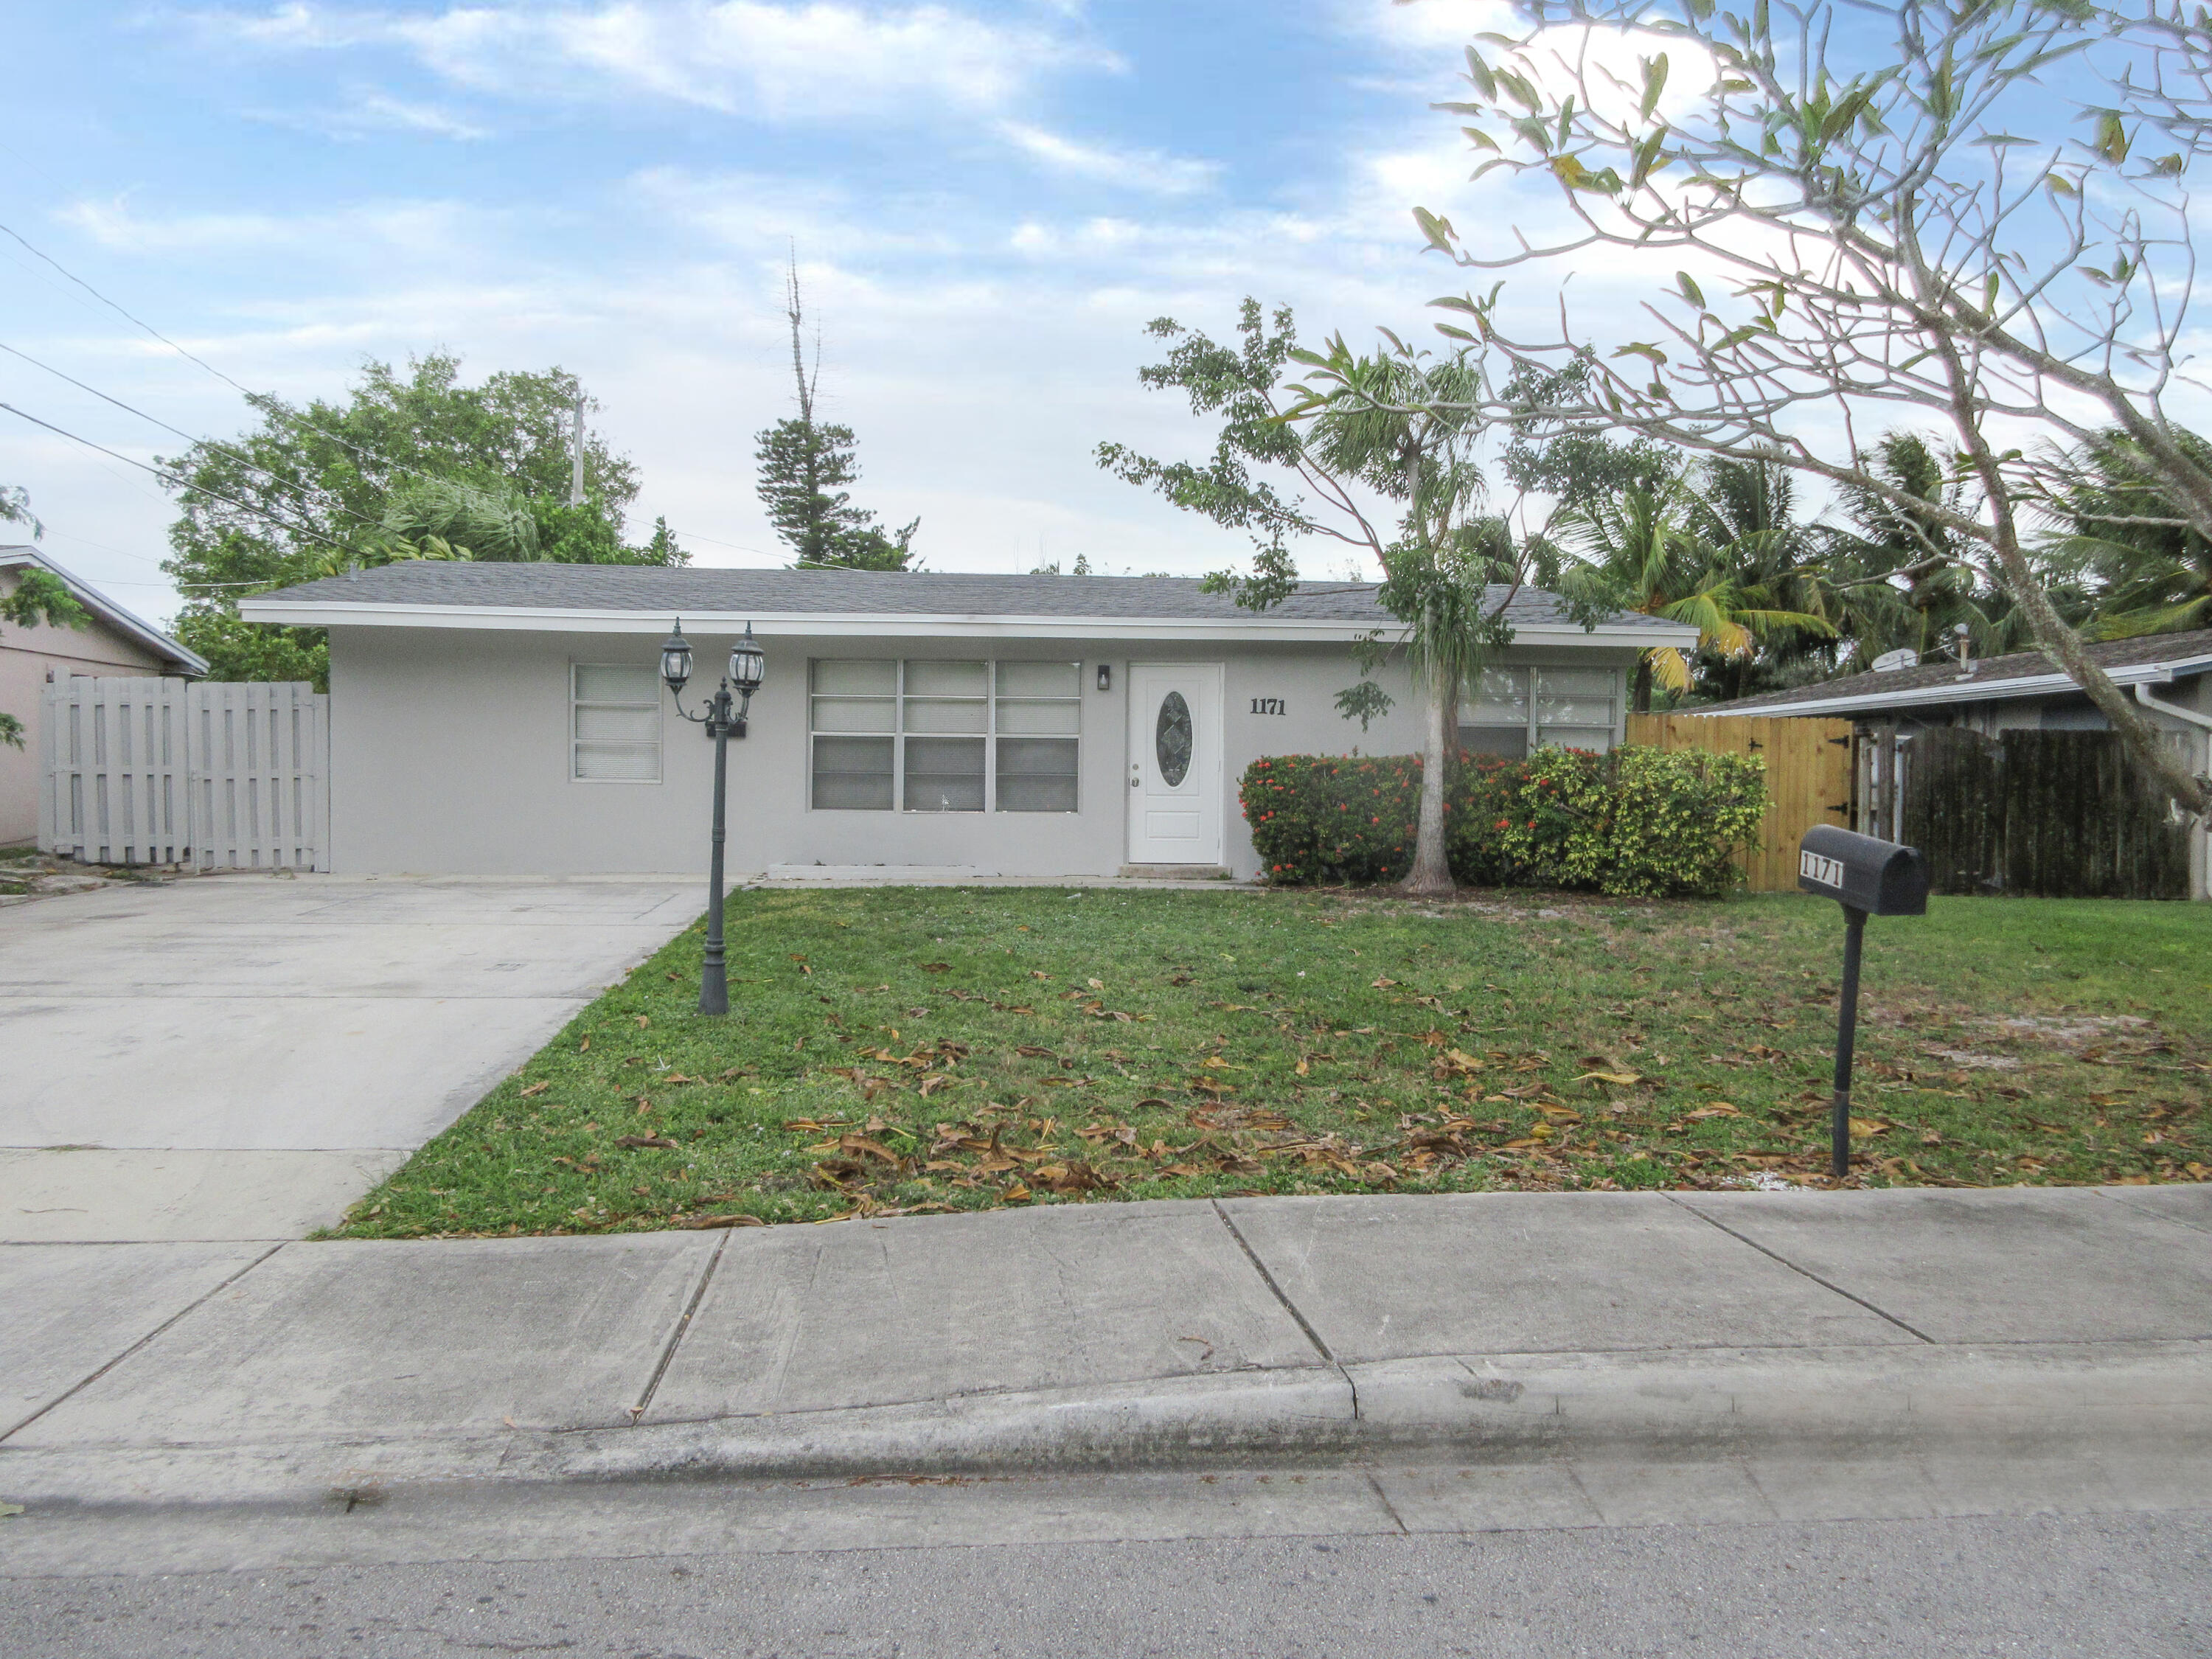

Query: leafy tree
1;565;90;748
2;485;43;540
1099;301;1593;896
161;354;678;686
755;265;917;571
1406;0;2212;813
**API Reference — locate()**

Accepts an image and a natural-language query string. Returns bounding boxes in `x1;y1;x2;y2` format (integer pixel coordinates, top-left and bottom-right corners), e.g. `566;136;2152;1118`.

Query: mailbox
1800;826;1931;1180
1797;825;1930;917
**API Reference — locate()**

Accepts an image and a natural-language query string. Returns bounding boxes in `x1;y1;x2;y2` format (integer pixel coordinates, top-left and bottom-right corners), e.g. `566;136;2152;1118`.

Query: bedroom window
810;659;1081;812
571;664;661;782
1458;666;1621;757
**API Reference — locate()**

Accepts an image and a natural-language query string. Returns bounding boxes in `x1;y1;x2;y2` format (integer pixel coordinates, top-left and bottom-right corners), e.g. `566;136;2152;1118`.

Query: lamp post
661;619;765;1016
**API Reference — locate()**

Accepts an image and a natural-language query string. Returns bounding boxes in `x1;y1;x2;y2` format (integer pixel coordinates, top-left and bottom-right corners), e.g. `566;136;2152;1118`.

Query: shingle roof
1714;626;2212;713
249;563;1686;633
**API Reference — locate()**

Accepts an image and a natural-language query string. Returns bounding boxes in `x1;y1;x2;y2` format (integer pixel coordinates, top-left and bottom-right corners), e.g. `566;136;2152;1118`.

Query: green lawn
332;887;2212;1238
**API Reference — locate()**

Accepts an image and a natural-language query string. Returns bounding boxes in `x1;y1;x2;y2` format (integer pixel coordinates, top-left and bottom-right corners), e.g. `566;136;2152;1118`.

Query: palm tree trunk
1399;673;1456;897
1633;655;1654;714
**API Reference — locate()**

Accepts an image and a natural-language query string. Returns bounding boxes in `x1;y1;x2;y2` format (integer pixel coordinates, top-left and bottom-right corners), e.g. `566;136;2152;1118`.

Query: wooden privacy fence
1627;712;1854;891
38;677;327;870
1900;726;2188;899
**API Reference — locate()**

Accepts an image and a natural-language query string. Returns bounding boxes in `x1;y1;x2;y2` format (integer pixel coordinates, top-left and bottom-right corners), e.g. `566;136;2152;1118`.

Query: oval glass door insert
1155;690;1192;787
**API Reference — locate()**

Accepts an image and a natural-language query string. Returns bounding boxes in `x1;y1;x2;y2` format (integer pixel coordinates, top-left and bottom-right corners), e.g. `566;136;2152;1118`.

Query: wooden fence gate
38;677;327;870
1626;712;1854;891
1900;726;2187;899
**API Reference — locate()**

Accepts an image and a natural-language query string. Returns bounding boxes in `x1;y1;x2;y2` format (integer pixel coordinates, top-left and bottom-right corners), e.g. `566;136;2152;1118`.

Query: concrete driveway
0;875;696;1242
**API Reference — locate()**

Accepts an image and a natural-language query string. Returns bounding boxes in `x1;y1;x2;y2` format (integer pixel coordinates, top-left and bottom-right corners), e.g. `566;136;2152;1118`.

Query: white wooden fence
38;678;327;870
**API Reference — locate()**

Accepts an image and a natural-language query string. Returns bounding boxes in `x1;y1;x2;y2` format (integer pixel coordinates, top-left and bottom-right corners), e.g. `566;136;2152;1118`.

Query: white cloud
997;122;1220;195
54;195;487;257
190;1;1121;121
254;88;493;140
345;91;490;139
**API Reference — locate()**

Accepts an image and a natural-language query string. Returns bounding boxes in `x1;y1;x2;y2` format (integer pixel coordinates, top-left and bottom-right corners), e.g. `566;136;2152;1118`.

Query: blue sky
1;0;1543;620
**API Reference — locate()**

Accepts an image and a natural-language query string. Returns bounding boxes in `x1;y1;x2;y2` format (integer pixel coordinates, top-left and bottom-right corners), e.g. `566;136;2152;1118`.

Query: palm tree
2044;429;2212;640
1557;473;1832;710
1683;455;1837;701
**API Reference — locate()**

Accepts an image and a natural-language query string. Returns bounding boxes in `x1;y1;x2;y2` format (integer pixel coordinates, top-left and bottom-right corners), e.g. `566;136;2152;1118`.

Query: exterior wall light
1096;663;1112;692
661;619;766;1017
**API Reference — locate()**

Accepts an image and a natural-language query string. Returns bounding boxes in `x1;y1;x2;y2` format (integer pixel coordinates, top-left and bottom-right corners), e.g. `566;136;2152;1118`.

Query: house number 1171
1249;698;1287;715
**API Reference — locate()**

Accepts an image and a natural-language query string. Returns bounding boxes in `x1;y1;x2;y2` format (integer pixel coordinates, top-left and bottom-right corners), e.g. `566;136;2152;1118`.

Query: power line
0;338;394;541
0;220;271;406
0;400;352;555
0;219;486;493
663;526;777;559
0;220;732;563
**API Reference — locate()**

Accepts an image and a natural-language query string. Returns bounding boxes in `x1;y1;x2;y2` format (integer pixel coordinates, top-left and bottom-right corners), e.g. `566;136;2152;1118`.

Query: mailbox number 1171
1249;697;1287;716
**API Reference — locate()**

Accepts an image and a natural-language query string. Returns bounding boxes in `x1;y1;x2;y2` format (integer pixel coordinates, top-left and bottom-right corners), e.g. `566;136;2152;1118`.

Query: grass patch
333;887;2212;1237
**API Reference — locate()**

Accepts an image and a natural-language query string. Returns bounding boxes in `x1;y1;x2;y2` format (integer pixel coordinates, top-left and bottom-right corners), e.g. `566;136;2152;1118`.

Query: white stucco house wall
239;566;1695;880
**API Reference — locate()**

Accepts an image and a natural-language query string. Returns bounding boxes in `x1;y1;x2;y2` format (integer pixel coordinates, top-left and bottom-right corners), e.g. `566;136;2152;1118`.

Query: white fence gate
38;678;327;870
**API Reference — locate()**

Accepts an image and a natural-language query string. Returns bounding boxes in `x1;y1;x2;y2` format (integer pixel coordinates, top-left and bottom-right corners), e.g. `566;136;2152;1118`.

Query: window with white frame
1458;665;1620;757
571;663;661;782
810;659;1081;812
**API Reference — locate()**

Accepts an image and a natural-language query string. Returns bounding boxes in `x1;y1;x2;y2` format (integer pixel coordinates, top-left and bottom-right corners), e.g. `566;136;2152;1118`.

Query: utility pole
569;394;585;507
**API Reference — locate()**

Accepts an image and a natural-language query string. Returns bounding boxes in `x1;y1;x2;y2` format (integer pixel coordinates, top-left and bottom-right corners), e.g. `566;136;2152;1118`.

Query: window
571;664;661;782
810;659;1081;812
1459;665;1621;756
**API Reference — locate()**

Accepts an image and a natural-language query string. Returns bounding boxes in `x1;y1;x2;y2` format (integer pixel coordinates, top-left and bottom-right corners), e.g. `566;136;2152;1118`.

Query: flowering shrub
1240;755;1422;885
1245;746;1767;898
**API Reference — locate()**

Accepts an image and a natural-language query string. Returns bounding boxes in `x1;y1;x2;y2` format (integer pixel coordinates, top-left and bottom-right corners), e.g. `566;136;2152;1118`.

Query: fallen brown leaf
518;1082;549;1099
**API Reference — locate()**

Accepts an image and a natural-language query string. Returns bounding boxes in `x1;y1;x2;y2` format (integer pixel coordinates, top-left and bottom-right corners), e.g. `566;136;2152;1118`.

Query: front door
1126;664;1222;866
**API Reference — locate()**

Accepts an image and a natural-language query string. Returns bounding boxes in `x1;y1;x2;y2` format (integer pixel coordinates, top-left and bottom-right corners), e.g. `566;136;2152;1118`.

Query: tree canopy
161;354;682;686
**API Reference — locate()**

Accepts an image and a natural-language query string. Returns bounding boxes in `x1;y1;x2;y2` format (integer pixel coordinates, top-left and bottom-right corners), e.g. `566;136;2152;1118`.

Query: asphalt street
4;1507;2206;1658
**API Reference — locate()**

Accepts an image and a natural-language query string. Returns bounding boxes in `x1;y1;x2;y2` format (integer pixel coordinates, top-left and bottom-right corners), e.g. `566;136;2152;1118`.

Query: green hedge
1242;746;1768;898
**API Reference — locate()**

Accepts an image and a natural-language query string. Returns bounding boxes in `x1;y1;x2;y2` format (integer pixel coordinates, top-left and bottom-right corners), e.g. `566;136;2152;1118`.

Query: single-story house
1709;627;2212;744
2;546;206;847
238;565;1694;879
1709;628;2212;897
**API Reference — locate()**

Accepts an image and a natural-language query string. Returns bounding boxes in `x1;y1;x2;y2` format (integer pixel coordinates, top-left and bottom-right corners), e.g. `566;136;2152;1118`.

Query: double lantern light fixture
659;619;765;1016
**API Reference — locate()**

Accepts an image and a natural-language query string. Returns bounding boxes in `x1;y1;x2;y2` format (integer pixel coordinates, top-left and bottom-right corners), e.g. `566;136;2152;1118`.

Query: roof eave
237;598;1696;648
0;546;209;675
1709;655;2212;717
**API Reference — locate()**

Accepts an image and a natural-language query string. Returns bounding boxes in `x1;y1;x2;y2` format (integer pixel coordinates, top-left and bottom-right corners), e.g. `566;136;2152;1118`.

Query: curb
4;1341;2206;1512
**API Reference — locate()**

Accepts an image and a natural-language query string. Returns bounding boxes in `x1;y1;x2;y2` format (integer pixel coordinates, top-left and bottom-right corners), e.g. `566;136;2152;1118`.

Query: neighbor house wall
324;625;1641;879
0;568;171;847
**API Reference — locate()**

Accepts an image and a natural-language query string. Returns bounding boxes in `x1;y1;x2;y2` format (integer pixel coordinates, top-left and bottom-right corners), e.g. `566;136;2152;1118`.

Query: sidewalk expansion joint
1660;1193;1937;1344
0;1241;284;1445
1210;1198;1362;1419
1363;1470;1410;1533
630;1227;733;1424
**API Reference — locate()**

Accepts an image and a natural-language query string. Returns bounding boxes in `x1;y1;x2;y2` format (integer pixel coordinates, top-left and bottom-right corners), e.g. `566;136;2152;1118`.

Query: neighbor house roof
0;545;207;675
238;564;1697;647
1705;627;2212;718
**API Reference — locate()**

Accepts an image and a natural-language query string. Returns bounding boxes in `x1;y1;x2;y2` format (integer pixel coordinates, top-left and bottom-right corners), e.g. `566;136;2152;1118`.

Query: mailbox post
1797;827;1930;1180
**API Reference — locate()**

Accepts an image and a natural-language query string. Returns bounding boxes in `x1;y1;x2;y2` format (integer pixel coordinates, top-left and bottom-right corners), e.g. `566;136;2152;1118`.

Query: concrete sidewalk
2;1186;2208;1514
